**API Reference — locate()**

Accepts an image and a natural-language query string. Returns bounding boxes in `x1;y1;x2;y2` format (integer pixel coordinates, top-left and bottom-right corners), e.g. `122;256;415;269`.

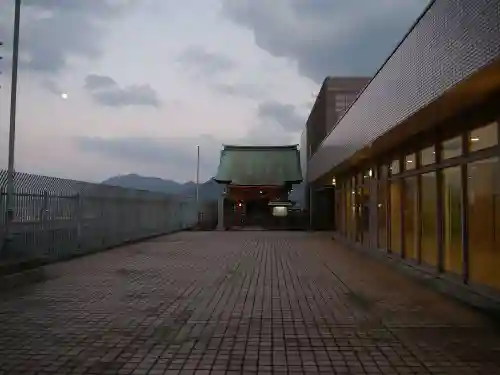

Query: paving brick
1;231;500;374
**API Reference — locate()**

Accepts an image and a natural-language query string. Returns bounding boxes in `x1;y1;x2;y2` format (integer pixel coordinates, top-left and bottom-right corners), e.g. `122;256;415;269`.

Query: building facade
305;76;370;159
214;145;303;230
324;77;371;135
303;76;370;229
306;0;500;296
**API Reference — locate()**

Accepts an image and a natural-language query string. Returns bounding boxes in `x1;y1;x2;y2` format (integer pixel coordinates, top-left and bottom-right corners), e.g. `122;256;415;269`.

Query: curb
0;267;46;292
330;233;500;321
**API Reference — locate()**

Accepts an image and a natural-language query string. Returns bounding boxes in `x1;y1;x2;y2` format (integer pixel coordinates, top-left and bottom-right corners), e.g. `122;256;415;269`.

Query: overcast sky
0;0;428;183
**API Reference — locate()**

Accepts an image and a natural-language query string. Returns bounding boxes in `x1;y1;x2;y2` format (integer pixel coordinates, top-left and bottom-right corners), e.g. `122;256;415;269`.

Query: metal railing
0;170;200;262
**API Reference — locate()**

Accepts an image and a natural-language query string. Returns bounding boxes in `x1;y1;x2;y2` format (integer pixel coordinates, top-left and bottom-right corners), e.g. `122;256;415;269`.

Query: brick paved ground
1;231;500;374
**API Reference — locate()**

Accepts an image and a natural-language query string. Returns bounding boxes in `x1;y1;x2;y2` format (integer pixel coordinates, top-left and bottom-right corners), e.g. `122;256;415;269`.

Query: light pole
195;145;200;226
3;0;22;253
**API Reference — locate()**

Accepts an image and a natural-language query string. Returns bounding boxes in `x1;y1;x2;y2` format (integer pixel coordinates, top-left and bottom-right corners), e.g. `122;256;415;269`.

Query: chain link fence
0;170;201;262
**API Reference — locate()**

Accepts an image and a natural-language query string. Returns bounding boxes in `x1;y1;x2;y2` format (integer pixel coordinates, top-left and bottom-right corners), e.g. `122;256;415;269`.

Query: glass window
468;157;500;290
442;136;463;160
355;186;364;243
340;181;347;236
378;181;388;249
363;169;373;181
361;183;370;246
420;146;436;166
389;181;402;254
421;172;438;266
390;159;400;175
336;95;347;107
469;122;498;152
350;177;357;241
403;176;419;260
345;180;353;240
405;153;416;170
379;164;389;180
442;166;463;275
335;187;343;235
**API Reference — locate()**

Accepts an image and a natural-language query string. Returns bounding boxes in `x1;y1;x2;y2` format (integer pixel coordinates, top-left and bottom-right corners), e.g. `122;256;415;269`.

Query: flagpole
195;145;200;226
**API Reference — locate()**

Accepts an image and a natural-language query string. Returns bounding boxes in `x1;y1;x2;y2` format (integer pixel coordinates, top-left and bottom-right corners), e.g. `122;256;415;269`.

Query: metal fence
0;170;200;262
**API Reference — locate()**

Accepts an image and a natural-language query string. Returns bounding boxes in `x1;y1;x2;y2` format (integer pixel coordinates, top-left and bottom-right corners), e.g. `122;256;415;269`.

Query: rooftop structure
214;145;302;186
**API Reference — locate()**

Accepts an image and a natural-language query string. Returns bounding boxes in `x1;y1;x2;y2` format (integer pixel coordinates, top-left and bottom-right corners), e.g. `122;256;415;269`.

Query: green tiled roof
214;145;303;185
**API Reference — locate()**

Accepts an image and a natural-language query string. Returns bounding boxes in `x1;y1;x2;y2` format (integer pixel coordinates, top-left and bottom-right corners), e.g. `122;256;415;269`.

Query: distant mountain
103;174;306;204
102;174;223;202
102;174;186;194
182;179;224;201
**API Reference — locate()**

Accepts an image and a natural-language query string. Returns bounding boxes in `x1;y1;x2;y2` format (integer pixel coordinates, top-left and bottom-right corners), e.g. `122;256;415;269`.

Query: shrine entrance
213;145;304;230
224;186;287;229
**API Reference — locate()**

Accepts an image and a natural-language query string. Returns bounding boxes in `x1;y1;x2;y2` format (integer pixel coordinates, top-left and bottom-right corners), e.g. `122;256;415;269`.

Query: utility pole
4;0;22;254
1;40;4;253
0;40;3;82
195;145;200;227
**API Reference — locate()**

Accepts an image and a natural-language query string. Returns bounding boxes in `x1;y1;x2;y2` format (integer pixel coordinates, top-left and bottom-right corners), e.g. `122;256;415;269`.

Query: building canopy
214;145;302;186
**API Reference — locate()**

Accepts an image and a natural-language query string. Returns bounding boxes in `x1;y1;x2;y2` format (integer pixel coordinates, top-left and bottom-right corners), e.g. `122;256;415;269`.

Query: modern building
303;76;370;160
214;145;303;229
304;0;500;297
301;76;370;229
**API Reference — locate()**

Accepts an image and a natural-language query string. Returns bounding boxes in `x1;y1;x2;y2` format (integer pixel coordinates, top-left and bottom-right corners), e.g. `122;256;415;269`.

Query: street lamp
3;0;22;254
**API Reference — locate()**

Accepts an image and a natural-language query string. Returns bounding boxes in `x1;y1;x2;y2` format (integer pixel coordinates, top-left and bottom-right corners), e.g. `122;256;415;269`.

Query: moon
61;92;68;99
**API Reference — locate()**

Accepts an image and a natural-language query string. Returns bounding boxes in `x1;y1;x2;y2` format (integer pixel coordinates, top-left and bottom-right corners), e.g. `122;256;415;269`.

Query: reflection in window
363;169;373;181
420;146;436;166
405;154;416;170
345;180;353;240
356;186;364;243
442;136;463;159
351;177;357;241
421;172;438;266
377;165;388;250
389;181;402;254
390;159;400;175
379;164;389;180
468;157;500;290
442;166;463;275
378;181;388;249
469;122;498;152
361;183;370;246
403;176;418;260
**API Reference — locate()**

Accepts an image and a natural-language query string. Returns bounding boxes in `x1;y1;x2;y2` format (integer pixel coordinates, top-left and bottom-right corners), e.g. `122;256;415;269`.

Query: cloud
0;0;134;74
176;47;266;99
177;45;234;76
245;123;298;146
40;79;63;95
83;74;161;108
91;85;161;108
75;135;222;177
73;126;297;182
221;0;428;83
84;74;117;90
258;101;305;132
212;83;263;99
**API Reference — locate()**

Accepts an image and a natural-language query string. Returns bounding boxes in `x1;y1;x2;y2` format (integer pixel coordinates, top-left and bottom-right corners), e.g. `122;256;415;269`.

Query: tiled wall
308;0;500;182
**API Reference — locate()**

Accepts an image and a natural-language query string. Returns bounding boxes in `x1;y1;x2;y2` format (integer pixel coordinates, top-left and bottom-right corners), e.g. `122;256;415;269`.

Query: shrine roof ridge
222;144;299;151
